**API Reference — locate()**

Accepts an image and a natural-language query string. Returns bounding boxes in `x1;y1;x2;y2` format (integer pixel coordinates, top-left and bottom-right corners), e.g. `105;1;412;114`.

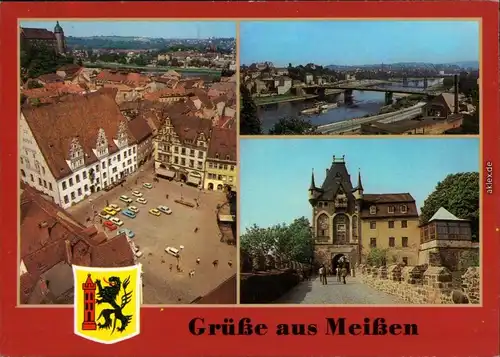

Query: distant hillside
326;61;479;71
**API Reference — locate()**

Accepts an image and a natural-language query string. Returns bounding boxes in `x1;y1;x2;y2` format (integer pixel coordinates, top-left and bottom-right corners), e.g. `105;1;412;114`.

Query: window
189;160;194;168
43;180;47;188
41;167;45;175
76;174;80;183
400;205;408;213
64;195;69;204
174;146;179;153
20;157;24;164
102;162;106;169
181;148;186;155
112;167;117;174
402;237;408;247
127;159;132;165
77;188;82;196
230;165;234;171
71;192;75;200
49;183;53;191
108;159;111;165
370;221;376;229
82;171;87;179
129;148;133;155
388;221;394;229
30;174;34;182
62;181;67;190
401;220;408;228
174;156;179;164
402;257;408;265
122;162;125;168
370;238;377;248
369;205;376;214
181;158;186;166
124;151;127;158
117;154;121;161
388;205;395;213
84;184;88;191
103;172;107;179
69;178;74;186
198;151;203;159
389;237;395;247
38;178;42;186
215;153;219;159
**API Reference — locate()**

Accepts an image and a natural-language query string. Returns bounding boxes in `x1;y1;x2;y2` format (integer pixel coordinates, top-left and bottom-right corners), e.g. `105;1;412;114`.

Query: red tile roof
128;117;153;143
37;73;64;84
21;88;136;180
96;70;150;87
170;114;212;143
207;127;236;162
21;27;55;40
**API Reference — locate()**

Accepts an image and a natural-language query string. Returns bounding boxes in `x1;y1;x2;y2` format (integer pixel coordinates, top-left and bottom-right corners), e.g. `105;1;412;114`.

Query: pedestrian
228;260;232;267
169;264;173;272
322;265;328;285
196;258;201;264
166;194;169;199
194;227;198;233
212;259;219;267
341;264;348;284
336;267;341;282
318;266;325;285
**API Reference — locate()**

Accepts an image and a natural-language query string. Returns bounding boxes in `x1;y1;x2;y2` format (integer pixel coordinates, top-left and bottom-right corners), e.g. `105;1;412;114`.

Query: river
258;78;443;132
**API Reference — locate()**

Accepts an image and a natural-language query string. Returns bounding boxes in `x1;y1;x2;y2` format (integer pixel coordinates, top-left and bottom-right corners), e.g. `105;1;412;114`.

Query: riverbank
83;62;222;75
254;94;318;106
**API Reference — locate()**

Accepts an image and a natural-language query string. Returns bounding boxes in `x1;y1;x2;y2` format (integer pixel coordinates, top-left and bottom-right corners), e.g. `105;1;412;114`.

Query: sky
20;21;236;39
240;21;479;66
240;138;480;232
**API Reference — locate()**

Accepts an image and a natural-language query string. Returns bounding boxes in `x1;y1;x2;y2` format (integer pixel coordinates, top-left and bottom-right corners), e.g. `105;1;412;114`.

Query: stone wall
356;264;480;304
240;270;301;304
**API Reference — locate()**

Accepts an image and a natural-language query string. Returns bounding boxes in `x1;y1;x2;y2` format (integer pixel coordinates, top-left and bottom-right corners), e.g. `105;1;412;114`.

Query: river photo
258;78;443;132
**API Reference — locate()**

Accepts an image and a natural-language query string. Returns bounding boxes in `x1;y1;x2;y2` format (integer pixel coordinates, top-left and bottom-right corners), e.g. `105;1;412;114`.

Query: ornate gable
116;121;129;148
69;137;84;170
96;128;108;157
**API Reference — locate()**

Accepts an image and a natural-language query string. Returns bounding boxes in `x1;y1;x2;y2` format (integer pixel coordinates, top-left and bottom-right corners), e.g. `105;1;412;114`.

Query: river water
258;78;443;132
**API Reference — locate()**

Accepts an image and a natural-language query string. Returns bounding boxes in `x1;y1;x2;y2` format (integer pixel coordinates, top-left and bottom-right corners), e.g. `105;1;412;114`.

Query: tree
76;58;83;67
268;117;317;135
239;86;262;135
366;248;388;267
420;172;479;241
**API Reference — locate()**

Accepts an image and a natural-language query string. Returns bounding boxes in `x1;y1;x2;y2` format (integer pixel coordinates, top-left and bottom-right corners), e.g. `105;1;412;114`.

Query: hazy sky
20;21;236;39
241;21;479;66
240;138;480;232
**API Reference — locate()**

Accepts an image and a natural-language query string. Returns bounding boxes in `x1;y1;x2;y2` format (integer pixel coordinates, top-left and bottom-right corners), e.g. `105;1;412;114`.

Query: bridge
317;102;427;134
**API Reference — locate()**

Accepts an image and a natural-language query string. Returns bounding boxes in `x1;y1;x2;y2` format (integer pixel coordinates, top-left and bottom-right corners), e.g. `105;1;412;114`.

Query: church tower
54;21;66;54
308;169;320;206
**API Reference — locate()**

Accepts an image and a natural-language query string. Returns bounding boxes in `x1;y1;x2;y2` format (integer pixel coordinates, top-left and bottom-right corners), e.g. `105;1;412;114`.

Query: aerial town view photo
239;139;480;305
19;20;237;305
240;20;480;135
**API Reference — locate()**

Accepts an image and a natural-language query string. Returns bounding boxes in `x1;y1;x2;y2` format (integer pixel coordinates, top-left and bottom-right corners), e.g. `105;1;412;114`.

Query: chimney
453;74;459;114
65;240;72;265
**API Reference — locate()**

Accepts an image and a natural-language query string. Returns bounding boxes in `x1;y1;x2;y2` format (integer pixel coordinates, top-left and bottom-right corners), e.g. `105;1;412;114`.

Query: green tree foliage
269;117;317;135
239;86;262;135
420;172;479;241
366;248;388;267
20;43;74;81
240;217;314;264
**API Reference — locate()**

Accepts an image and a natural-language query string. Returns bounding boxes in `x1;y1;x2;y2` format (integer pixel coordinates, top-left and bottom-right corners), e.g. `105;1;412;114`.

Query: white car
157;205;172;215
136;197;148;205
135;250;144;258
108;204;121;212
132;190;143;197
165;247;179;257
98;212;111;220
110;217;124;226
119;195;132;203
128;205;139;213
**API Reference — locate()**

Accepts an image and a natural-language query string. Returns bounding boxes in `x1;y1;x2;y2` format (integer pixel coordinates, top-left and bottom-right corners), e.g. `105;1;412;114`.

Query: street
276;276;405;305
67;162;237;304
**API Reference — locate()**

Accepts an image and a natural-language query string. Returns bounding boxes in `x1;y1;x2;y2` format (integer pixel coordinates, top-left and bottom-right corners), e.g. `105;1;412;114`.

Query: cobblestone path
277;276;406;304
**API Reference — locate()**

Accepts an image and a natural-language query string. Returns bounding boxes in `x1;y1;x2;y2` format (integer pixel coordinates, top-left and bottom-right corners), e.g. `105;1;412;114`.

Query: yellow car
148;208;161;216
103;207;117;216
108;204;121;212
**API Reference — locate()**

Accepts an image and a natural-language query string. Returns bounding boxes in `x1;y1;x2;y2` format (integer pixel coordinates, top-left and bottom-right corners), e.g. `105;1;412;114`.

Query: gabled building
20;21;66;54
308;155;420;270
154;114;212;187
204;127;237;192
20;88;138;209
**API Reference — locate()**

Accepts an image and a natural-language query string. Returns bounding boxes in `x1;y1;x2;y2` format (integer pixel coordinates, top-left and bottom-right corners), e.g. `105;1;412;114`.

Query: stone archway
180;173;188;182
217;184;223;191
332;254;350;275
207;183;214;190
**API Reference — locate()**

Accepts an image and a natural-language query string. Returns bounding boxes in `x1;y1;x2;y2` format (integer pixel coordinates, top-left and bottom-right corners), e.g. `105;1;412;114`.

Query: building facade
21;21;66;54
154;115;212;187
308;156;420;271
20;89;138;209
204;127;237;192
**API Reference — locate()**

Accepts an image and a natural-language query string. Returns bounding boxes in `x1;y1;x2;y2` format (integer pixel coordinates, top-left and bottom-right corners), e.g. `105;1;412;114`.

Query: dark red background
1;2;498;356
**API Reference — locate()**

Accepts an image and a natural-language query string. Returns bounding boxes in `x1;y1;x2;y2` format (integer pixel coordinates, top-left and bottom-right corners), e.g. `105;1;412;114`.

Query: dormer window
400;205;408;214
215;153;219;159
69;137;84;170
116;121;129;148
96;128;109;157
369;205;376;215
226;155;230;160
388;205;395;214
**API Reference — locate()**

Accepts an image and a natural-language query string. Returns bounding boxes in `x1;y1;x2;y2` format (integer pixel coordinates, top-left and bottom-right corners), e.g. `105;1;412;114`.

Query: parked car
165;247;180;257
103;221;117;231
99;211;111;220
103;207;117;216
148;208;161;216
110;217;124;226
117;228;135;239
136;197;148;205
143;183;153;189
135;251;144;258
157;205;172;215
121;209;137;219
128;205;139;213
132;190;143;197
108;204;121;212
120;195;133;203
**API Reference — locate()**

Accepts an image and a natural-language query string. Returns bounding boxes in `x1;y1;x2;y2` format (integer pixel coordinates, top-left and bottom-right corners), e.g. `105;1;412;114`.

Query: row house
143;87;189;104
204;127;237;192
154;114;212;187
20;88;138;209
128;117;154;166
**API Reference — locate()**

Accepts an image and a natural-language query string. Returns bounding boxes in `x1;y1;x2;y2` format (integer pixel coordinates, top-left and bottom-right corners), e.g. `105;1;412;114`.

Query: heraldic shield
73;264;142;344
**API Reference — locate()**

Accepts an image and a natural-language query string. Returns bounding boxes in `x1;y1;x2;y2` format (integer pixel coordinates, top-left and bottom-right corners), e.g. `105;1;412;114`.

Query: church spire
357;169;363;191
309;169;316;190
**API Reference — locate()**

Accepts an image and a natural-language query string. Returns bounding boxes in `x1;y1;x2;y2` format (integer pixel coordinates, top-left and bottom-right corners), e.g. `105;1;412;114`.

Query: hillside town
19;21;237;305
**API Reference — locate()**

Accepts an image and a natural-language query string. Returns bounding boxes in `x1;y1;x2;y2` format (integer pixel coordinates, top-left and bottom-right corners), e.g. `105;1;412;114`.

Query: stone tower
54;21;66;54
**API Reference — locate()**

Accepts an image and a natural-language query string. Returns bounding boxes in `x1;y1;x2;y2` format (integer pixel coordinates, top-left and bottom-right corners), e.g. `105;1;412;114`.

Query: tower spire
357;169;363;191
309;169;316;190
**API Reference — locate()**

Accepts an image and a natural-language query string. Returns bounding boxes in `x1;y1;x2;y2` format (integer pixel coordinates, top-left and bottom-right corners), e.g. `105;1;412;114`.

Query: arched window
316;213;330;238
333;214;350;244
